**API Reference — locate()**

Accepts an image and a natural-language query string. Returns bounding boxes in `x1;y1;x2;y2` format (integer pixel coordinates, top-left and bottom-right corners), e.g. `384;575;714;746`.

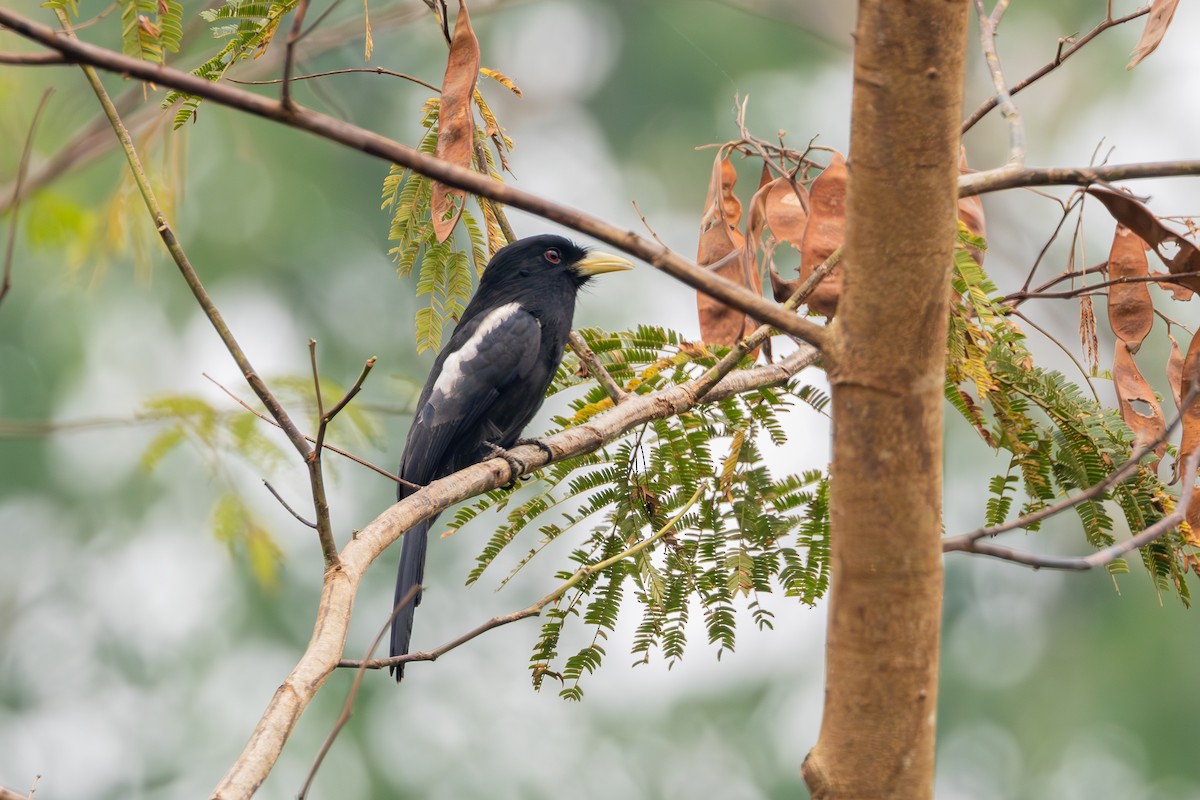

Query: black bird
390;234;631;680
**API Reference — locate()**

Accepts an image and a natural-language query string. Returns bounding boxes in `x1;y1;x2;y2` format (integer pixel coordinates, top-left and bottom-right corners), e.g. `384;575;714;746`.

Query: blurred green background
2;1;1199;797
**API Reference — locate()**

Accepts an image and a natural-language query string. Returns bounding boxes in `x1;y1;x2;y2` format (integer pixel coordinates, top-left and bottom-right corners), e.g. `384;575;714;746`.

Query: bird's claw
513;437;555;462
484;441;528;489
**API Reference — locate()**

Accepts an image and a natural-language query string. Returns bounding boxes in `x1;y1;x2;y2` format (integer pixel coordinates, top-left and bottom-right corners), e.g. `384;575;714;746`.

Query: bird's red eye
544;248;562;264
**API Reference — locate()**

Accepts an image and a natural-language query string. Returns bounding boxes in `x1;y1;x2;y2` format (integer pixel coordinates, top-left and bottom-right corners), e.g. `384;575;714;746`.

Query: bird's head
481;234;633;291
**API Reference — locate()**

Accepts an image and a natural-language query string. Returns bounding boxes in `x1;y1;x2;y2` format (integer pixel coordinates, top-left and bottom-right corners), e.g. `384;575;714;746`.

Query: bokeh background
3;1;1200;797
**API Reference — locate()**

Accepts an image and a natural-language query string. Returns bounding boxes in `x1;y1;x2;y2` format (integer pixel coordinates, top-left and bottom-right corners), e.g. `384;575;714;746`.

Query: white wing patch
430;302;523;400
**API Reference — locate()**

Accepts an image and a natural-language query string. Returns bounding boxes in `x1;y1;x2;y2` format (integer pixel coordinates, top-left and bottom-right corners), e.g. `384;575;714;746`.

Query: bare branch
568;331;627;404
263;480;317;529
202;372;415;489
0;7;829;351
972;0;1024;165
960;161;1200;197
962;6;1151;133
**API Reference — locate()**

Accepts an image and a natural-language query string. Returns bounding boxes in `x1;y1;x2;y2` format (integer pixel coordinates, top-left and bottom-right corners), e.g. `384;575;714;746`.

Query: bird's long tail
390;517;433;681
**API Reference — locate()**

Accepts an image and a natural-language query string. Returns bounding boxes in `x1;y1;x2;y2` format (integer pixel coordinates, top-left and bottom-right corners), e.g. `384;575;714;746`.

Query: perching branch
0;7;829;351
210;345;817;799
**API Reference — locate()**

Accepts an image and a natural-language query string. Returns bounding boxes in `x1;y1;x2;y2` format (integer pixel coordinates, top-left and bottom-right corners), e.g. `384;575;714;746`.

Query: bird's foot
483;441;528;490
513;437;555;462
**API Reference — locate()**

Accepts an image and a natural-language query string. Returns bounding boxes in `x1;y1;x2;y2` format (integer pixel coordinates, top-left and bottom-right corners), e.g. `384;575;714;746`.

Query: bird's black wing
391;302;543;677
399;301;544;484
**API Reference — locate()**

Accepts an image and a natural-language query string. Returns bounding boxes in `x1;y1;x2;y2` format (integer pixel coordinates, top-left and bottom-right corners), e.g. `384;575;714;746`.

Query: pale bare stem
202;372;414;488
281;0;311;111
343;485;705;672
962;5;1152;133
309;339;325;434
1;88;51;306
944;388;1200;553
973;0;1024;166
263;480;317;529
946;450;1200;570
568;331;627;404
0;785;32;800
297;584;420;800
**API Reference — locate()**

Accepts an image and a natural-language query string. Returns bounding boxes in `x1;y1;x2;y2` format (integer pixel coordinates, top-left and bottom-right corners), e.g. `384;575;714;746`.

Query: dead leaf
958;147;986;265
430;0;480;243
748;175;809;303
1087;187;1200;295
1106;224;1153;352
1114;341;1166;471
1178;333;1200;496
800;151;848;316
1168;332;1184;410
696;153;759;349
1152;271;1195;301
1128;0;1180;69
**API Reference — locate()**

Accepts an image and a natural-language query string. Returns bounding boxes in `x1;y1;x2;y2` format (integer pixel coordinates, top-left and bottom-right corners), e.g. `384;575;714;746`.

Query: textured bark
801;3;968;798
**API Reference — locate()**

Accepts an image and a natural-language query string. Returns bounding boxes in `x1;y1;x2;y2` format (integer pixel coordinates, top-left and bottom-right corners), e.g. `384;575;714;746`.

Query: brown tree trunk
801;2;969;798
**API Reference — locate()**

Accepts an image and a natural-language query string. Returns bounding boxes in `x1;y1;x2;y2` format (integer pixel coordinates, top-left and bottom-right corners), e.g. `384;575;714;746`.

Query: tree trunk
802;2;969;797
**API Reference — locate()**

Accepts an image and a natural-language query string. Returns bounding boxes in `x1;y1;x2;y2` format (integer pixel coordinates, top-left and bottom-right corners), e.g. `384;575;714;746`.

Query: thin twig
263;480;317;529
280;0;311;111
947;450;1200;570
962;5;1151;134
944;386;1200;550
1004;270;1200;303
340;484;704;671
323;356;377;423
0;51;66;64
297;584;420;800
1;89;52;307
973;0;1024;166
568;331;626;404
202;372;417;489
230;66;441;93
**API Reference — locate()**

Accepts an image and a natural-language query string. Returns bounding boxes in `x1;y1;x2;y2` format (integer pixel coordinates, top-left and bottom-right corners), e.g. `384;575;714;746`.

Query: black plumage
390;234;631;680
